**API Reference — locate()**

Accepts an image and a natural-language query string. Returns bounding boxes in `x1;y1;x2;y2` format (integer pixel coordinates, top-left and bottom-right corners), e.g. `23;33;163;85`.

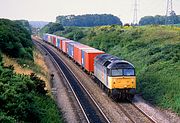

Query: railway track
117;101;156;123
34;40;110;123
34;37;158;123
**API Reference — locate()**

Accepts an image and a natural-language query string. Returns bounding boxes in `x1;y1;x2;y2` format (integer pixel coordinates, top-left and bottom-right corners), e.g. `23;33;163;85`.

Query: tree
139;16;155;25
15;20;32;34
73;30;84;40
56;14;123;27
48;23;64;34
139;14;180;25
0;19;33;59
40;22;64;34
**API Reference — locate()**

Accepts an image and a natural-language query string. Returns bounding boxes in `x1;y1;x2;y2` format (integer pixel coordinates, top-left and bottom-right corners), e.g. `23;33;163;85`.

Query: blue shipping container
45;34;47;40
67;42;79;58
57;38;60;48
43;34;48;42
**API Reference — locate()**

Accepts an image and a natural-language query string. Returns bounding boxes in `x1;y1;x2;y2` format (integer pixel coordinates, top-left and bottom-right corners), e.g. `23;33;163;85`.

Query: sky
0;0;180;23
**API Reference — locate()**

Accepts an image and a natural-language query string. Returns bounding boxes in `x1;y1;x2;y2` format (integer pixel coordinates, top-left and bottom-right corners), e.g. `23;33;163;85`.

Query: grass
59;25;180;115
3;48;51;91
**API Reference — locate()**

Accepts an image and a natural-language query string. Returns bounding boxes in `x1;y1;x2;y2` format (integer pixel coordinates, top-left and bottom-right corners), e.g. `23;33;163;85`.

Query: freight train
42;33;136;99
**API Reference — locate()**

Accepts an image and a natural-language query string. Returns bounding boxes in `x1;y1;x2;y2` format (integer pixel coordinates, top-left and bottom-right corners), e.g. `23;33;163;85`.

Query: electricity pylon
165;0;175;25
132;0;138;25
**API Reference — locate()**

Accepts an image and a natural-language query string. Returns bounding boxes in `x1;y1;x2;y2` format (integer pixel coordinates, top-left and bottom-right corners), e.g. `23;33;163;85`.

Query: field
58;25;180;115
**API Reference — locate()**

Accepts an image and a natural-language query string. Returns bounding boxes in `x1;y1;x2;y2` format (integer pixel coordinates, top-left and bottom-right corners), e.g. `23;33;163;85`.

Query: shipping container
81;49;104;72
60;38;68;50
50;35;53;43
45;34;48;42
48;35;51;43
56;38;60;48
56;36;66;50
44;34;58;45
62;40;74;53
43;34;48;41
67;42;81;58
74;44;94;65
52;35;56;46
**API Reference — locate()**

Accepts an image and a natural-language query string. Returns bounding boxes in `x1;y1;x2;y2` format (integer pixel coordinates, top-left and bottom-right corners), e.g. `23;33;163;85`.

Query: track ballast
35;40;110;123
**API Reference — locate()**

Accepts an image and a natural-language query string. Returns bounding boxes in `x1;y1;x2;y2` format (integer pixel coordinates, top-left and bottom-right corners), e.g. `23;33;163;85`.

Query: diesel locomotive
42;33;136;99
94;54;136;99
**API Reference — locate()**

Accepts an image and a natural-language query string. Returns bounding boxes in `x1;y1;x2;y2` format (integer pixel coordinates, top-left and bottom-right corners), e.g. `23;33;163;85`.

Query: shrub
0;59;61;122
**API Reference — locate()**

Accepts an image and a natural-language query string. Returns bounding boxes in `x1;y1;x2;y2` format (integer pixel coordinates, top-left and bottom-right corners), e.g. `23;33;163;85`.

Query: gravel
35;41;87;123
133;95;180;123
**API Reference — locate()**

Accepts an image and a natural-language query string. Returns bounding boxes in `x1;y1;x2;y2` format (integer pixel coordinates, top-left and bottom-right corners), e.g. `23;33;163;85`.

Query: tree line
56;14;122;27
139;14;180;25
0;19;33;60
15;20;32;33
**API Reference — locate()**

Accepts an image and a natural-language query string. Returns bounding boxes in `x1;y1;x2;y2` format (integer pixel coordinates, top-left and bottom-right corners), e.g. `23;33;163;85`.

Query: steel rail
35;40;110;123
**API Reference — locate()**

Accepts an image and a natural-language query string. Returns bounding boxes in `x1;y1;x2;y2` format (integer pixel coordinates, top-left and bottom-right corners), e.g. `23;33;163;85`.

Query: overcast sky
0;0;180;23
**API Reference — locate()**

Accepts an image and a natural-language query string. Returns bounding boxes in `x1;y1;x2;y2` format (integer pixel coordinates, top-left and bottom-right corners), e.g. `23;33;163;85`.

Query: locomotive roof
95;54;134;69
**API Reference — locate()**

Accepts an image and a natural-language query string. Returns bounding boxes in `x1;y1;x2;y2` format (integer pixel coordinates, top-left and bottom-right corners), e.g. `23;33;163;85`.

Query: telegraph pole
165;0;175;25
132;0;138;25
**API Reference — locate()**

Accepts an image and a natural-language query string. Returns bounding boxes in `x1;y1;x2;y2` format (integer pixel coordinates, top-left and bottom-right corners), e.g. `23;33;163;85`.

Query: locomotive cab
94;54;136;99
107;61;136;96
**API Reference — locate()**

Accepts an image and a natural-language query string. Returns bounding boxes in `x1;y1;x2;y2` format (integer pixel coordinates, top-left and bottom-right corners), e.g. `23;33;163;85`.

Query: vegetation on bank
54;25;180;115
3;48;51;90
0;19;63;122
15;20;32;34
0;55;62;122
0;19;33;60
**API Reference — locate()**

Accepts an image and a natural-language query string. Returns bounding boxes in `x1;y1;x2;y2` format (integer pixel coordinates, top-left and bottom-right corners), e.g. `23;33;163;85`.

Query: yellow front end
108;76;136;90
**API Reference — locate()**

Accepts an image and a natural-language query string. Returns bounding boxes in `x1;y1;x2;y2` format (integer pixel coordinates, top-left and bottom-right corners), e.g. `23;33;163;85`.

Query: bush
148;47;161;55
73;30;84;40
30;73;47;95
0;112;16;123
126;42;146;52
0;59;62;122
